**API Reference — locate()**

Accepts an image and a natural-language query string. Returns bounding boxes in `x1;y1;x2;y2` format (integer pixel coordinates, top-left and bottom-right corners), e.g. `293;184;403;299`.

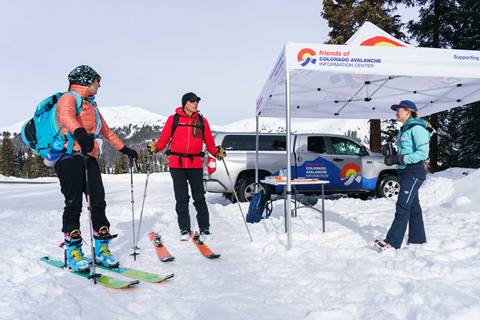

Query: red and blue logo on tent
297;48;317;66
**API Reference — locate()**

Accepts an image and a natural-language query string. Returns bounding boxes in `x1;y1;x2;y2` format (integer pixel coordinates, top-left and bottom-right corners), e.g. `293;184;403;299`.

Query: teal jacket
396;117;433;170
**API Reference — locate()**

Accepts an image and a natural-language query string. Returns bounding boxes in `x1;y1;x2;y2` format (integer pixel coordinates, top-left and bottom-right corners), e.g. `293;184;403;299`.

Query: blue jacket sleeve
403;126;430;164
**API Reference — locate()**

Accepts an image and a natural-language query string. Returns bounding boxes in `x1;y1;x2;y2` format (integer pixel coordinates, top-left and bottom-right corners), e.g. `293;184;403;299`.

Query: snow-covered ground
1;169;480;320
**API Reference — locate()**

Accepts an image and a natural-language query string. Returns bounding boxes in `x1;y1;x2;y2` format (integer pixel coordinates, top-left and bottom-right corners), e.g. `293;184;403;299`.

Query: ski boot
94;226;119;268
374;239;393;252
199;228;211;242
64;229;90;273
179;229;191;241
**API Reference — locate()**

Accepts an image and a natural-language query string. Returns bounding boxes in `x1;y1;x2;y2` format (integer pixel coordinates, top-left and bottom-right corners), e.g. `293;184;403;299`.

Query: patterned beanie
68;65;100;86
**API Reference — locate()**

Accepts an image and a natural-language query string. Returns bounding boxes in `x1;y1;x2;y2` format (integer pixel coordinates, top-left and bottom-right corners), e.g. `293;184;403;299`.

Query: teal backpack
21;91;84;158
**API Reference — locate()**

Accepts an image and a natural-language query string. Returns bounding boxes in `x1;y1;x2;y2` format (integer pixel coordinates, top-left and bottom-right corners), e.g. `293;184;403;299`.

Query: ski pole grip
134;158;141;172
129;157;141;171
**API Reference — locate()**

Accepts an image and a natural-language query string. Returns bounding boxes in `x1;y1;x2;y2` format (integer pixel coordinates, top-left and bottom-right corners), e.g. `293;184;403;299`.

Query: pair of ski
40;257;174;289
148;231;221;261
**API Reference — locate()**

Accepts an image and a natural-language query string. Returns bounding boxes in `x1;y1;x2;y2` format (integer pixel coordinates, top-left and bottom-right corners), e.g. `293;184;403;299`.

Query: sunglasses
188;98;200;103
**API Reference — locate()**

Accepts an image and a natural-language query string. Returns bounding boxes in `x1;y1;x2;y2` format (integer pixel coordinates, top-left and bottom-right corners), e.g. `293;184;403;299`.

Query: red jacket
156;107;216;169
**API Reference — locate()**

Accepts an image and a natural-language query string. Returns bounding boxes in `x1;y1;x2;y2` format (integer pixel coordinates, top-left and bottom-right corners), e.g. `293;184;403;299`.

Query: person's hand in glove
120;146;138;160
384;155;404;166
215;145;226;160
74;128;94;154
147;141;158;154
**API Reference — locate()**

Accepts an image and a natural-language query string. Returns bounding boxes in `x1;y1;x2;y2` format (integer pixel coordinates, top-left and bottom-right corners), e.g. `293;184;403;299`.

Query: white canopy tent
255;22;480;249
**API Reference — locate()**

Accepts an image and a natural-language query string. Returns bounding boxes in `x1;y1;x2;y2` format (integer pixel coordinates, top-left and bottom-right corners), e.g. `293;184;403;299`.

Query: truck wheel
236;176;264;202
376;175;400;198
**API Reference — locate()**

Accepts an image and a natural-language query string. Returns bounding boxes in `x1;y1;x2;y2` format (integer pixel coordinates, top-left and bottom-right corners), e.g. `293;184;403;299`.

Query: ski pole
135;153;152;249
221;158;253;242
83;154;97;284
129;157;140;260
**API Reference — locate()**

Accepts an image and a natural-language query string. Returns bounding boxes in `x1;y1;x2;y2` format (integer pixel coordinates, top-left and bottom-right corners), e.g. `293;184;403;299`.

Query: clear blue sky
0;0;416;126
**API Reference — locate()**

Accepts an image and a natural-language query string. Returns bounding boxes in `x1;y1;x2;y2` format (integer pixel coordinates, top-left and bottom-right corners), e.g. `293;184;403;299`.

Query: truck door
323;136;364;191
294;135;331;192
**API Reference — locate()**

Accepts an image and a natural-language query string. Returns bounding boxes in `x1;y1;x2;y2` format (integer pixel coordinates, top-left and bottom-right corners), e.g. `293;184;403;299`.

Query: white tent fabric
345;21;411;47
254;22;480;250
256;24;480;119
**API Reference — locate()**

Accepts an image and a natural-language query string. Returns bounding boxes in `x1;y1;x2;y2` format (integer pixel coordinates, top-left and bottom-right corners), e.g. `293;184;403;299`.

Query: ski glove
215;146;226;160
147;141;158;154
384;155;404;166
74;128;94;154
120;146;138;160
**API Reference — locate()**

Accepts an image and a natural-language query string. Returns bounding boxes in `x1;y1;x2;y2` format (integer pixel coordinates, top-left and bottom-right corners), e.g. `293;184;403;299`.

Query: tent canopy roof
256;22;480;119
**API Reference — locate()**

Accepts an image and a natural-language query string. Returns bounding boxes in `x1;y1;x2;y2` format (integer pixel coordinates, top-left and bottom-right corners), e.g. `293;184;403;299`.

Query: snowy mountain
0;106;167;134
0;121;24;135
99;105;167;129
214;118;371;143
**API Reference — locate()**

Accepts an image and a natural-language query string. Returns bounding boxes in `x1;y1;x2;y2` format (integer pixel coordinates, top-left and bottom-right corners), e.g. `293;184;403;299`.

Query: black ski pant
170;168;210;232
55;155;109;234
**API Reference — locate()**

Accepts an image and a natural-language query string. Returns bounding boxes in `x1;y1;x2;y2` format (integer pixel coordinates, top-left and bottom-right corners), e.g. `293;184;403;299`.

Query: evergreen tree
114;155;129;174
30;154;52;178
402;0;454;171
322;0;404;44
22;150;34;178
14;150;25;177
459;102;480;167
436;106;466;168
0;132;16;176
322;0;404;152
98;155;107;174
447;0;480;168
405;0;480;169
381;119;399;150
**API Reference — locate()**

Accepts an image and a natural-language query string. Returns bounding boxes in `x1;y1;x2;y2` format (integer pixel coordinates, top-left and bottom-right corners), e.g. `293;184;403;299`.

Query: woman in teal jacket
375;100;433;250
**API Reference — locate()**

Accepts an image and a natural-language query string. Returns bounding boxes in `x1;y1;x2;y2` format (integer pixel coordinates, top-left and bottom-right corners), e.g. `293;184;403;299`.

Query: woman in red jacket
148;92;225;240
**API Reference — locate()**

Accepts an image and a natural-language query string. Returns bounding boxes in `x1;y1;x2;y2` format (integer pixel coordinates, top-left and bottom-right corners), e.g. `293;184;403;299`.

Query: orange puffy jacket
56;84;125;158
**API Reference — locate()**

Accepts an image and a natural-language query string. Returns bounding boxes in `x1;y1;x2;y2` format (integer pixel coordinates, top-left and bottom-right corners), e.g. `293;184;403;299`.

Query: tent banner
287;43;480;79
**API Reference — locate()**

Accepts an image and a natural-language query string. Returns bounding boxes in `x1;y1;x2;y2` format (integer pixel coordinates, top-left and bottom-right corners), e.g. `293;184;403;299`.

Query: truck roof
213;131;356;138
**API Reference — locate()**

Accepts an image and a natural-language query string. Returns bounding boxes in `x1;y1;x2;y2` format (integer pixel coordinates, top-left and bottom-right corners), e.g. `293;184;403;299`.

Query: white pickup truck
204;132;399;202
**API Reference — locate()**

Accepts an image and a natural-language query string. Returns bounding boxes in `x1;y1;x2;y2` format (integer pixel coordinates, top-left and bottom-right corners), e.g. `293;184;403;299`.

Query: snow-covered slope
1;168;479;319
213;118;370;141
0;106;168;134
0;121;24;135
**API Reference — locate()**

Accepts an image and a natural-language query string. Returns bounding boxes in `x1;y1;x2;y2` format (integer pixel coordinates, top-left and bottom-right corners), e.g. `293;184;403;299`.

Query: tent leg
255;114;259;193
286;70;292;250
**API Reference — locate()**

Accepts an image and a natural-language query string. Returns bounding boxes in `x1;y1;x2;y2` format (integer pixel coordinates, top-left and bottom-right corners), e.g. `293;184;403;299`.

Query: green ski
96;264;174;283
40;257;140;289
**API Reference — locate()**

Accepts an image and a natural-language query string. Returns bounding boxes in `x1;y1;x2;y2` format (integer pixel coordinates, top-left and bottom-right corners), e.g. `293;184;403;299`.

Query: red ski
191;231;221;259
148;232;175;262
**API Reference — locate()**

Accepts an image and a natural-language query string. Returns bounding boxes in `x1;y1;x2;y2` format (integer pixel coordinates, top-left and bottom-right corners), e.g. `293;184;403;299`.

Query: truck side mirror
360;146;369;156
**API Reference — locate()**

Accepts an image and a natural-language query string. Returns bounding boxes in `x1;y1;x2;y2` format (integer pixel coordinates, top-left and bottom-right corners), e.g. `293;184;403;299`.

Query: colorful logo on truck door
297;48;317;66
340;163;362;186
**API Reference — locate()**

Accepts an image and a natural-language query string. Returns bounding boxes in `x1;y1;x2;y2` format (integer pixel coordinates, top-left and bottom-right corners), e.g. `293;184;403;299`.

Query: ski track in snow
1;170;480;320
